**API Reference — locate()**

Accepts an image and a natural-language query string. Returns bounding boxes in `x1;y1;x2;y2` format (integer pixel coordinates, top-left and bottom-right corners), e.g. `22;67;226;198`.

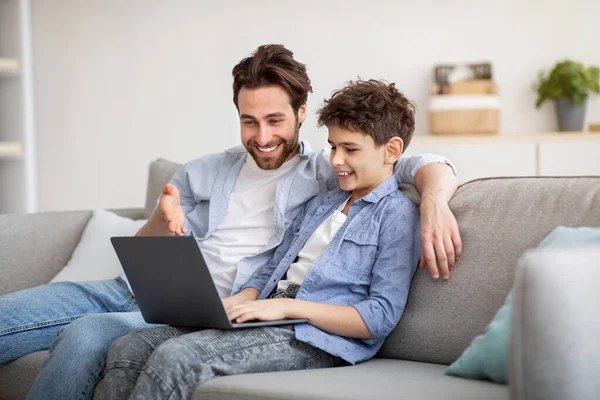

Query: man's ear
384;137;404;164
298;104;307;124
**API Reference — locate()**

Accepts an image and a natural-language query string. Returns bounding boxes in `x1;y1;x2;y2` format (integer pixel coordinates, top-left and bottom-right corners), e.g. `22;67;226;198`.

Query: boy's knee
107;332;155;365
146;339;189;370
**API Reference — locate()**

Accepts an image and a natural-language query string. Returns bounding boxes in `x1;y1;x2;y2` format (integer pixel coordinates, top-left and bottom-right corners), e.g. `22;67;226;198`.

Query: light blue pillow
446;226;600;384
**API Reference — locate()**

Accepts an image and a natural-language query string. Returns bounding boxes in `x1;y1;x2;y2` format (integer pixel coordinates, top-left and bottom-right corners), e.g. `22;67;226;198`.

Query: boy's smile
337;171;354;180
327;125;400;200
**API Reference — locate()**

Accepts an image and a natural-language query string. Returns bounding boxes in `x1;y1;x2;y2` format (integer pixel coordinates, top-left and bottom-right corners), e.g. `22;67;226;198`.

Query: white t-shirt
277;198;349;292
199;153;300;297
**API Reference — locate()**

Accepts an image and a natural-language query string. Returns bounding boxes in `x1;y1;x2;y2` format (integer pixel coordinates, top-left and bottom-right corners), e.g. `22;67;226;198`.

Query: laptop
111;236;307;329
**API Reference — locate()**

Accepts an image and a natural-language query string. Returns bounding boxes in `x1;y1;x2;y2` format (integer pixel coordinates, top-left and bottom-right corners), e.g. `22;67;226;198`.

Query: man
0;44;460;400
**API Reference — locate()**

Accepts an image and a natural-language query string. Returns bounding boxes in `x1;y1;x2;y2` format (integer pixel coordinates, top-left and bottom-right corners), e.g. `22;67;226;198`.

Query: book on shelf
0;58;20;73
0;141;24;157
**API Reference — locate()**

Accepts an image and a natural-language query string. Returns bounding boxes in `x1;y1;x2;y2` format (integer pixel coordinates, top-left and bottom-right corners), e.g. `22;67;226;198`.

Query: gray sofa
1;159;599;400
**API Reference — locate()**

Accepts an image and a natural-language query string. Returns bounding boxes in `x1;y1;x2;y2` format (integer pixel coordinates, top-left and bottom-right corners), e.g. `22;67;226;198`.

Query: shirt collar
360;175;400;204
299;140;312;156
326;174;399;205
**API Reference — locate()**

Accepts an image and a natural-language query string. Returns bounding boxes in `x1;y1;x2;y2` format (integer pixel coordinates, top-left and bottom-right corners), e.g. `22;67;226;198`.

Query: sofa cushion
0;350;105;400
0;351;48;400
144;159;182;218
0;211;94;295
50;209;147;283
378;177;600;365
191;359;508;400
0;355;506;400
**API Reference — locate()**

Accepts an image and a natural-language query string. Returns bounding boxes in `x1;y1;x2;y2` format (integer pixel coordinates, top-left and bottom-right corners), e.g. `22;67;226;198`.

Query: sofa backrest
378;176;600;365
144;159;182;218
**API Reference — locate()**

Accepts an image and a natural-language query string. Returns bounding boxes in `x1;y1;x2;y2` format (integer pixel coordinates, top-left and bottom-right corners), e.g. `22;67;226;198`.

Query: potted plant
534;59;599;131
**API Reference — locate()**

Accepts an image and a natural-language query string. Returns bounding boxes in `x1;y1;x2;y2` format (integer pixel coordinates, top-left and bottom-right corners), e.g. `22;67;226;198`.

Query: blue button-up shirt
170;141;451;294
241;175;420;364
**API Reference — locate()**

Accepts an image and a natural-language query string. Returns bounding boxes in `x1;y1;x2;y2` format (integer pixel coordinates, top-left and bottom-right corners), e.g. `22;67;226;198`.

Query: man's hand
227;299;292;323
419;194;462;280
158;183;187;235
413;162;462;280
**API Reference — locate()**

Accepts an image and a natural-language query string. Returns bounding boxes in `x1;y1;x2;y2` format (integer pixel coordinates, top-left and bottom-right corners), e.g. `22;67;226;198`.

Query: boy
103;79;421;399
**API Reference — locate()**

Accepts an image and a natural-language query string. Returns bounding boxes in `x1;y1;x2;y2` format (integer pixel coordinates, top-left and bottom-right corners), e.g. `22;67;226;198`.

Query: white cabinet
0;0;37;213
539;141;600;176
405;133;600;184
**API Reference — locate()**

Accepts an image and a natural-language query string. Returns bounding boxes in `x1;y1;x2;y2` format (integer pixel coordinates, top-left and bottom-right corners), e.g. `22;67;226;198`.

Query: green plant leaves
534;59;600;107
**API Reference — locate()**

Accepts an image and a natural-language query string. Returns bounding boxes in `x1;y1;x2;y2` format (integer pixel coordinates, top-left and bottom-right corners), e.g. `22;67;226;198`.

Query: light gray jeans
104;325;347;400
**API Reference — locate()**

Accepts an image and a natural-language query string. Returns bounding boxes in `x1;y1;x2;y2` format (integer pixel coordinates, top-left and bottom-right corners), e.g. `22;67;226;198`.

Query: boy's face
328;125;397;199
238;85;307;170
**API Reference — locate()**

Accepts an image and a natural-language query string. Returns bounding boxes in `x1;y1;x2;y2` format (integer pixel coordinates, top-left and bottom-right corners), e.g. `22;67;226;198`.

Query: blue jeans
0;278;158;400
104;325;347;400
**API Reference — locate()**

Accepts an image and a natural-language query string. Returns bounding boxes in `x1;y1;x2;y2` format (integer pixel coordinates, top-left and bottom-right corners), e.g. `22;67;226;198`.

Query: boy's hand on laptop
158;183;187;235
419;194;462;281
222;288;260;315
227;299;291;323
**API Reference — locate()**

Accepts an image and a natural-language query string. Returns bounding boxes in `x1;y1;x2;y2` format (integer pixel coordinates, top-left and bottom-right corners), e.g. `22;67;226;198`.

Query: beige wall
30;0;600;211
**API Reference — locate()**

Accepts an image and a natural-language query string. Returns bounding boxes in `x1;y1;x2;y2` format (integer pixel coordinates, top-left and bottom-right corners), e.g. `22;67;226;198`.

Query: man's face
238;86;307;170
328;125;394;199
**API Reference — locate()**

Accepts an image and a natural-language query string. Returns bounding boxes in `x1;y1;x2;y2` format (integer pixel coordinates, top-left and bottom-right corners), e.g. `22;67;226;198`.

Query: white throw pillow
51;209;147;283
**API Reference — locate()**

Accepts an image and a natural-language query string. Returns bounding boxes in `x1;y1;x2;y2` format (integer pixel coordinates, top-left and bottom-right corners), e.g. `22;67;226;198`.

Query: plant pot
555;97;587;131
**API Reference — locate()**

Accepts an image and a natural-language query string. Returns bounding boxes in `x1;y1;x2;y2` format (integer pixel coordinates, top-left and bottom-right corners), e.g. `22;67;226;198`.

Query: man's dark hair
317;79;415;149
232;44;313;114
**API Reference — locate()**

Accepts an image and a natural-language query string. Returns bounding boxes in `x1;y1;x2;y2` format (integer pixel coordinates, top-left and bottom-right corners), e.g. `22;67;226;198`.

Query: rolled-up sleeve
394;154;458;185
352;200;421;344
155;155;224;235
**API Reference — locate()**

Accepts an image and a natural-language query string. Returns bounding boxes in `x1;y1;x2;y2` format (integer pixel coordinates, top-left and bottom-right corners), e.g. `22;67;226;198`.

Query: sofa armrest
0;208;145;296
510;246;600;400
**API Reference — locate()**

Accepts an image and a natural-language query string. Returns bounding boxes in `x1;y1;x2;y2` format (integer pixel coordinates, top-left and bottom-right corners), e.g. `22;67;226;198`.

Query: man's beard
246;123;300;170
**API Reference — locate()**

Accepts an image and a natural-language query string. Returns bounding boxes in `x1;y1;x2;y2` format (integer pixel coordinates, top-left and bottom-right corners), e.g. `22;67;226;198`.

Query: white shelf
412;132;600;145
409;132;600;177
0;58;21;75
0;141;24;158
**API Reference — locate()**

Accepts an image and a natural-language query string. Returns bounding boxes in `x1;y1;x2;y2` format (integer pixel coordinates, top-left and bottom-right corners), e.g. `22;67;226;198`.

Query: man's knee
53;316;110;354
56;313;140;355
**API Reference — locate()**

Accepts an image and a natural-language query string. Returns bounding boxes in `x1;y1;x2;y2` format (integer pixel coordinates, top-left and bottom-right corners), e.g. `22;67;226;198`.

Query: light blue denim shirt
241;175;421;364
170;141;452;294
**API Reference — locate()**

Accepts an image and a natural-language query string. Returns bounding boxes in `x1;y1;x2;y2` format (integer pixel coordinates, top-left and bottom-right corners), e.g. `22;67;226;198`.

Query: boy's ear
384;137;404;164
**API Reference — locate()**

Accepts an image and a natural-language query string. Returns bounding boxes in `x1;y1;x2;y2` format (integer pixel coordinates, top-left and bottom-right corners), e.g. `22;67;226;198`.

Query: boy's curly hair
317;79;415;149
